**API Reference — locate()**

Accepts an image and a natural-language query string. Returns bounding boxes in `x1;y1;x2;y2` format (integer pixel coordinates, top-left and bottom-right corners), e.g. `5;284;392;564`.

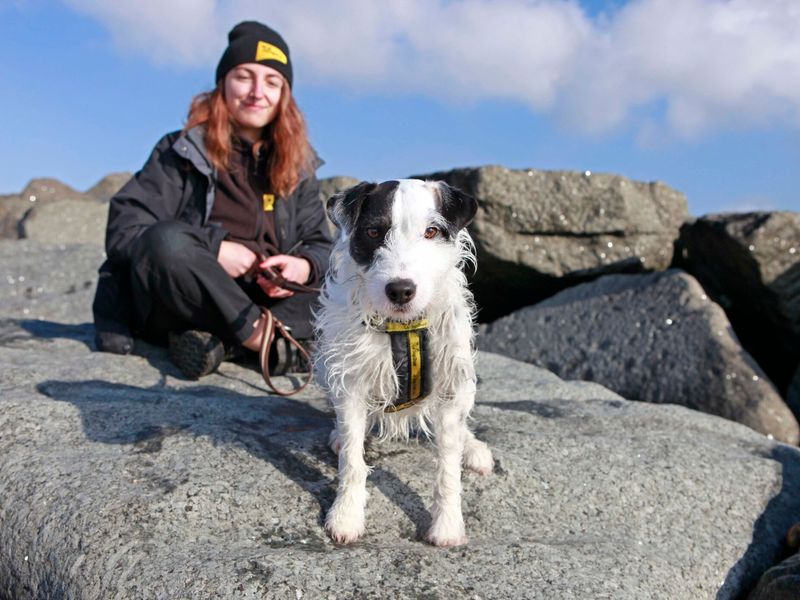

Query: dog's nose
385;279;417;305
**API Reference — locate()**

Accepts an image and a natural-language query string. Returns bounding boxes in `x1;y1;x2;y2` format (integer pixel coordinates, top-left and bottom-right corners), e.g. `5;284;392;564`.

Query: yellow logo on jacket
262;194;275;212
255;42;288;65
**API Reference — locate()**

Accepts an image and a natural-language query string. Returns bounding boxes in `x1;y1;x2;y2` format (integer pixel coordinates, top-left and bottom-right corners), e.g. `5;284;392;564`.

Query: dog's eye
424;226;440;239
365;227;381;239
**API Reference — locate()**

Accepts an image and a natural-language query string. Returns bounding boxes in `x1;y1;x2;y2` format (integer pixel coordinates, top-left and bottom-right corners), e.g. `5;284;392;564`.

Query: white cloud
64;0;800;138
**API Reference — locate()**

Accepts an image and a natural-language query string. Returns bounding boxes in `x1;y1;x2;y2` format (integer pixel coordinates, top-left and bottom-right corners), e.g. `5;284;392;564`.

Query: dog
313;179;494;547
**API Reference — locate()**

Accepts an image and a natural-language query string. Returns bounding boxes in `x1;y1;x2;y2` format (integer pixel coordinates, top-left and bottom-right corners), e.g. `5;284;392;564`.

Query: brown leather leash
254;260;320;396
257;307;314;396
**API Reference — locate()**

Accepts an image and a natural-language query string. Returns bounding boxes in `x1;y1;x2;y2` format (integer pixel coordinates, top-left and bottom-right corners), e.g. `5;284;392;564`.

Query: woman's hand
217;240;258;278
256;254;311;298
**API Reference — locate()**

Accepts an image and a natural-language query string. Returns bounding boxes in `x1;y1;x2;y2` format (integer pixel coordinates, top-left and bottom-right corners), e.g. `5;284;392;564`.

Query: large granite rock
18;200;109;245
479;269;800;445
0;194;30;238
413;166;689;321
0;240;104;323
0;178;94;240
677;211;800;394
1;241;800;598
85;172;132;202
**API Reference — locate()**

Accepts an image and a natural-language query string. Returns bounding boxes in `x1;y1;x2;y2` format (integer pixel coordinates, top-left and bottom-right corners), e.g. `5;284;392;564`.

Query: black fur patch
433;182;478;238
349;180;399;266
327;180;400;267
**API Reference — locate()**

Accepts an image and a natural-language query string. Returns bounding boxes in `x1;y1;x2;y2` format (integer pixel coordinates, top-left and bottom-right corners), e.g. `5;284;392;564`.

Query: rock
318;176;360;236
85;172;132;202
0;194;29;239
1;241;800;598
479;269;800;444
677;211;800;394
413;166;689;321
19;178;87;205
18;200;109;245
0;240;103;323
0;178;92;240
749;553;800;600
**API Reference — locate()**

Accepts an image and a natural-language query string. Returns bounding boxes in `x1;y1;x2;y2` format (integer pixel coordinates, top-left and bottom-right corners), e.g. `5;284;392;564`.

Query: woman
92;21;332;383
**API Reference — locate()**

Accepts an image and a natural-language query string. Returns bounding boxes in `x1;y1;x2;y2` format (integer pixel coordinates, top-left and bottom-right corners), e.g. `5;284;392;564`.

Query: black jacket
93;126;332;340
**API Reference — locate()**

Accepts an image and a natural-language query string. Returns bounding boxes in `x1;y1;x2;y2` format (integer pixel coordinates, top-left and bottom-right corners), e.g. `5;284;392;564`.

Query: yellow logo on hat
262;194;275;212
255;41;288;65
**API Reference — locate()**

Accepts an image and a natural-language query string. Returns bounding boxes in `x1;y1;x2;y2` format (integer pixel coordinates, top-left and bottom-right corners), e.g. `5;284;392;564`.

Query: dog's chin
378;302;426;322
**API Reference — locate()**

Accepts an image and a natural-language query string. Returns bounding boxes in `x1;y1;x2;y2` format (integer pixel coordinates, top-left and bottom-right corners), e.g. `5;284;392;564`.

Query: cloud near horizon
65;0;800;140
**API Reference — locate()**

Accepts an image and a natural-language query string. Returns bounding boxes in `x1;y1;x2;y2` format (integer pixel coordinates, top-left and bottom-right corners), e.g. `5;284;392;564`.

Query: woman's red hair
183;81;312;198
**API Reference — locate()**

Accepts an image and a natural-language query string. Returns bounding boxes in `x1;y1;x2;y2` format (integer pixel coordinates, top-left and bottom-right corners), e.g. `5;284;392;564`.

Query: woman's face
224;63;285;141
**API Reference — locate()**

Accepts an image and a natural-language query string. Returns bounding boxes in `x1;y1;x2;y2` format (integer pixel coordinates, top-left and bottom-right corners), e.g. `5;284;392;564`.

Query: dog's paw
325;511;366;544
328;428;342;455
425;517;468;548
463;438;494;476
325;504;365;545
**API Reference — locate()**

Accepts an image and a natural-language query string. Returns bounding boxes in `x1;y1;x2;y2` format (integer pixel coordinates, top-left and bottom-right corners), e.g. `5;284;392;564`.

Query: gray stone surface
0;194;30;239
85;172;132;202
677;211;800;394
0;178;96;240
479;269;800;445
1;241;800;598
19;200;109;245
0;240;104;323
413;166;689;321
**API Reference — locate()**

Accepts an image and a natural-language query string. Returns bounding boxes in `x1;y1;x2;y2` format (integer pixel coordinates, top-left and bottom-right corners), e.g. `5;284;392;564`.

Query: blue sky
1;0;798;216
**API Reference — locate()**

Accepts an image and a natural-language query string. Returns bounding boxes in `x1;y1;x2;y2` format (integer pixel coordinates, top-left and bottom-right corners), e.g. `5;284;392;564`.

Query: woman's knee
132;221;204;269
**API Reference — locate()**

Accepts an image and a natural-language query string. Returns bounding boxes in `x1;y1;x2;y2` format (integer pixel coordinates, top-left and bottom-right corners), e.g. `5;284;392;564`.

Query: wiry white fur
313;179;493;547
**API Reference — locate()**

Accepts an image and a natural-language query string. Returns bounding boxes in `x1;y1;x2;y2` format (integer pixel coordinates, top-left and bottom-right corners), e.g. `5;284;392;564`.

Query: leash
261;264;321;294
257;307;314;396
252;254;319;396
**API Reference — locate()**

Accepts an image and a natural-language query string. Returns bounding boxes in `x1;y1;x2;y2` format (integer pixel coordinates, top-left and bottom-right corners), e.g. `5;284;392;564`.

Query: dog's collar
366;316;432;412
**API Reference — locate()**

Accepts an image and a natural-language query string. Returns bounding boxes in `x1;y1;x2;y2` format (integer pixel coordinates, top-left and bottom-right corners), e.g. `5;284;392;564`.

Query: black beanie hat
215;21;293;87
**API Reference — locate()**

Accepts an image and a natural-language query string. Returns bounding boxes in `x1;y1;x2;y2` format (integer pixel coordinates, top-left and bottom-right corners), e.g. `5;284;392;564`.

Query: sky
1;0;798;216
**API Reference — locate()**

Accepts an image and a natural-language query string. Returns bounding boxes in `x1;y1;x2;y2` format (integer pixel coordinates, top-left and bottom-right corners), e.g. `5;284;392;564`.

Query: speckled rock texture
479;269;800;445
0;178;90;240
412;166;689;321
85;172;132;202
677;211;800;395
2;241;800;599
19;200;110;245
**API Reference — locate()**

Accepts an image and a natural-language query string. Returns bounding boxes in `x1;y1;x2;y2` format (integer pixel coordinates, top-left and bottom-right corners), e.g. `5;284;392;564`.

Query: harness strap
379;318;431;413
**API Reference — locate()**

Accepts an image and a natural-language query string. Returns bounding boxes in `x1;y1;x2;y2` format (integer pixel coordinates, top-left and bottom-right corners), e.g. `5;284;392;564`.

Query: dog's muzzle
374;318;431;412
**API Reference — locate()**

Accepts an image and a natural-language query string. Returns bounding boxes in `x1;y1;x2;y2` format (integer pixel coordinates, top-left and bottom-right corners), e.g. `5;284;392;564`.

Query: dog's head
327;179;477;320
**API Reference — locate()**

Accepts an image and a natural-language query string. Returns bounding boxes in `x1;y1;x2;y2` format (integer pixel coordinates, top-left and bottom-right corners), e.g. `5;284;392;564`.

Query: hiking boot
168;330;226;379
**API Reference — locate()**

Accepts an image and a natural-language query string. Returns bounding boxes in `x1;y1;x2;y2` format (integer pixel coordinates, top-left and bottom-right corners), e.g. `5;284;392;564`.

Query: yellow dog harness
377;318;432;413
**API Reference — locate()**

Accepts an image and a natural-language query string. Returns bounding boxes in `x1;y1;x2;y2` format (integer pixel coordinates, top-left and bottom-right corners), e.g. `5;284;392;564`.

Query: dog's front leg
426;401;469;547
325;400;370;544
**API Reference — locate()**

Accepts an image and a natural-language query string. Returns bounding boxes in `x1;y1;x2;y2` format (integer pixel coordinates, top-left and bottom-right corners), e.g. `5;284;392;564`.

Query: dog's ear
327;181;377;231
435;182;478;232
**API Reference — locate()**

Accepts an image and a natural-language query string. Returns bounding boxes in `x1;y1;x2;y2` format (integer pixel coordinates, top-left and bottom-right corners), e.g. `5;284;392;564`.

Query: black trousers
129;221;317;346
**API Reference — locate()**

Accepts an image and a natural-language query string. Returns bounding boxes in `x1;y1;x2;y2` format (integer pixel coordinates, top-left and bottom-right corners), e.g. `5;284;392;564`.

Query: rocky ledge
1;241;799;597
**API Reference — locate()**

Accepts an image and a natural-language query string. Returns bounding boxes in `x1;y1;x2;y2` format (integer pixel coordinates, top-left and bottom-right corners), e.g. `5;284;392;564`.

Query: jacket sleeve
105;132;226;264
291;174;333;286
105;132;188;264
